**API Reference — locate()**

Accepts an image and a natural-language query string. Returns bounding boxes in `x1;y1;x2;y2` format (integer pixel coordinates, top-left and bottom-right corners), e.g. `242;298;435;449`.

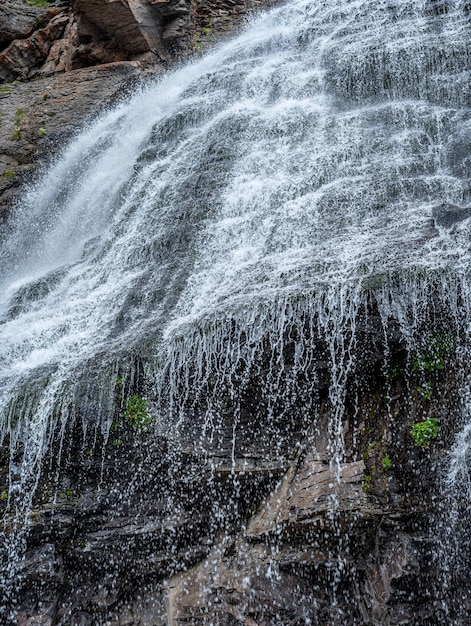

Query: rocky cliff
0;0;270;218
2;303;468;625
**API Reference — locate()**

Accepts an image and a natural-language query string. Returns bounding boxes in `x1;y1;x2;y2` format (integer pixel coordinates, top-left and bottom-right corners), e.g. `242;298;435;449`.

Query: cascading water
0;0;470;623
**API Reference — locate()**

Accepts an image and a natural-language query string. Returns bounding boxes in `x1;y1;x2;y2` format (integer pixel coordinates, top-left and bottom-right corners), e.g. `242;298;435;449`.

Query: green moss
37;127;46;137
2;170;17;179
0;86;12;94
12;108;26;140
193;17;215;53
411;417;440;448
0;490;8;501
61;488;74;500
25;0;50;7
362;474;372;493
382;455;392;470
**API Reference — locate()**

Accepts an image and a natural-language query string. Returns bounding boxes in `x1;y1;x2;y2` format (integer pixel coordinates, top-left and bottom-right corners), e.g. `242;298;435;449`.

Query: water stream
0;0;470;622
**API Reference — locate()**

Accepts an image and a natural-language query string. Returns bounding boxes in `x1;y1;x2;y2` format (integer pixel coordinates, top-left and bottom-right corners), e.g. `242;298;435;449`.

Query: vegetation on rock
411;417;440;448
25;0;50;7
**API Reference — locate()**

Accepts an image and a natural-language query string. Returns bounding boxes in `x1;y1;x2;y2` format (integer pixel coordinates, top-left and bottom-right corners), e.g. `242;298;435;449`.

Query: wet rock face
432;203;471;229
1;3;469;625
2;310;468;625
0;62;149;219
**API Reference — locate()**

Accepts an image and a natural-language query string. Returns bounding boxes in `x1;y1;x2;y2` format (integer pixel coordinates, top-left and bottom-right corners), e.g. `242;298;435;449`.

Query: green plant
61;488;74;500
412;333;454;373
417;380;433;400
363;440;378;463
0;490;8;501
362;474;372;493
12;108;26;140
37;127;46;137
2;170;17;179
382;455;392;470
411;417;440;448
124;395;151;430
25;0;50;7
0;86;12;94
111;438;123;447
193;17;214;52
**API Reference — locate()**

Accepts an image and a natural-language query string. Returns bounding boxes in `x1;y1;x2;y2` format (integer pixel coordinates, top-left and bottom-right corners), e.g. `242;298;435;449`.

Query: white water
0;0;470;618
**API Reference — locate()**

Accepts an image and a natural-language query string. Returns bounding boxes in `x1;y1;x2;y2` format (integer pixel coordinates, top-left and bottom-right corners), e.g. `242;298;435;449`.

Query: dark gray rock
432;203;471;228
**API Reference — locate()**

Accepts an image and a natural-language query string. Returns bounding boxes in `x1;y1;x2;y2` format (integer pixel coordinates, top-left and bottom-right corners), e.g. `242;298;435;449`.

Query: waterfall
1;0;470;623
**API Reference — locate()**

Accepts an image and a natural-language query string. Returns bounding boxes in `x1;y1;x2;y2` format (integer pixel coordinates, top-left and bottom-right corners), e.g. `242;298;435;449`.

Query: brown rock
247;456;376;536
72;0;162;57
0;61;155;218
0;0;50;48
0;12;71;81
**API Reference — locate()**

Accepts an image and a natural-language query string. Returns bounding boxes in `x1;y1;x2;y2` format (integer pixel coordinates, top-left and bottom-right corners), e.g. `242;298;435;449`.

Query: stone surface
0;1;51;48
0;12;71;82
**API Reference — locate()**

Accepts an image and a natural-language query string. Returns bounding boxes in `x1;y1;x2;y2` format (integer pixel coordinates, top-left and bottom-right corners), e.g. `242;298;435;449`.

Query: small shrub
411;417;440;448
417;380;433;400
362;474;372;493
413;333;454;373
124;395;151;430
